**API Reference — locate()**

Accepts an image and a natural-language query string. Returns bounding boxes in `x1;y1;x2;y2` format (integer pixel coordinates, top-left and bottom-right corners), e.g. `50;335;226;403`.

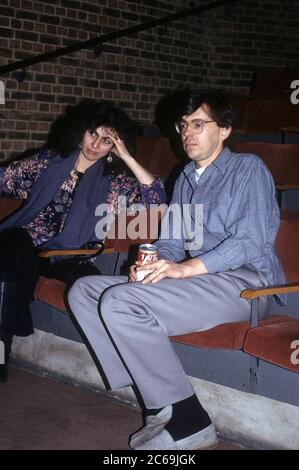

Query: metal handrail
0;0;241;75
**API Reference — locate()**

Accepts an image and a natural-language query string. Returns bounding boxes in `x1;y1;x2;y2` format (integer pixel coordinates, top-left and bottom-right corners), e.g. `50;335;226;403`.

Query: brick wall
0;0;299;161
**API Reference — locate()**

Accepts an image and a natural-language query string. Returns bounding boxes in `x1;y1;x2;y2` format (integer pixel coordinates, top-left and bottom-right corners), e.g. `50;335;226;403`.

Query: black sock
165;394;211;440
142;406;163;422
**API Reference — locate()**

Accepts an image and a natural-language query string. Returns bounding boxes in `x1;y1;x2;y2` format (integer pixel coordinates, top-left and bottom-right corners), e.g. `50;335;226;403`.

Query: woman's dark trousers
0;228;39;381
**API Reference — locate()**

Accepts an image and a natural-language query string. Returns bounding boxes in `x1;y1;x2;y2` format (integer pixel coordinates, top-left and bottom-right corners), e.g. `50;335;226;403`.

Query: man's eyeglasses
174;119;215;135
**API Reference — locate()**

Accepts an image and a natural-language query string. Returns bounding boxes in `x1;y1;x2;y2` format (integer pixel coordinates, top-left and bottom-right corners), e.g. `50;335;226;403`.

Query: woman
0;99;166;382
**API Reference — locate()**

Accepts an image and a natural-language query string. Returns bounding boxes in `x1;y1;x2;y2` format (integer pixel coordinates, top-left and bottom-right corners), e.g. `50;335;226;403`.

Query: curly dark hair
46;99;137;158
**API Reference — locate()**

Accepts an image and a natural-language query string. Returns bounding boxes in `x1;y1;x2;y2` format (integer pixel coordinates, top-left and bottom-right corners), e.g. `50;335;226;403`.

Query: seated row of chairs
233;67;299;136
134;135;299;211
33;206;299;407
234;97;299;135
1;130;299;407
229;140;299;193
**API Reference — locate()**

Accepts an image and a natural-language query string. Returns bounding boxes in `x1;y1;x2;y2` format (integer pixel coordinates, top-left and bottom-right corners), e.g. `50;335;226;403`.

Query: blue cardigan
0;149;110;250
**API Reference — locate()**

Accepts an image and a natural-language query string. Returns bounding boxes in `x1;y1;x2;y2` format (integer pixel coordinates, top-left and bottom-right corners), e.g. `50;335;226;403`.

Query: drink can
136;243;158;281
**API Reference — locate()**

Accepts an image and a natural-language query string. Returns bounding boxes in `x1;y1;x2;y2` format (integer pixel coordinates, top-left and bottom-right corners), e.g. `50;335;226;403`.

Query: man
68;90;285;450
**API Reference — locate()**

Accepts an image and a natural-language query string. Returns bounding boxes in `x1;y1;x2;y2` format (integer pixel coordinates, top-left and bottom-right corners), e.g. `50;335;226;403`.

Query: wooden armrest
275;184;299;191
38;248;100;258
38;206;166;259
241;281;299;300
38;246;116;258
279;126;299;133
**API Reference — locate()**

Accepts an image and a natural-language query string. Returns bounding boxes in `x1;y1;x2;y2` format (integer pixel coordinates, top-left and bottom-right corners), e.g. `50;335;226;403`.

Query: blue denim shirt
156;146;285;290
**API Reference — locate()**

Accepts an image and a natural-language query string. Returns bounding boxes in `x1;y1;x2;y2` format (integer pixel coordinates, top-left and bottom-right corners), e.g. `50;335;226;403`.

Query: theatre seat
229;141;299;192
170;315;293;350
171;210;299;375
32;210;299;381
243;319;299;372
34;276;66;312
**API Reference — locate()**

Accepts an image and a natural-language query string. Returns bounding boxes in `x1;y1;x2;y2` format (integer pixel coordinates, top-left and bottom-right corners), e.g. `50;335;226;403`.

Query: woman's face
80;126;115;162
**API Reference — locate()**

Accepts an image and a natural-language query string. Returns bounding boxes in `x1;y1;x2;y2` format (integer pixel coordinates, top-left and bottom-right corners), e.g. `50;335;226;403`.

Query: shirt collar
183;146;232;177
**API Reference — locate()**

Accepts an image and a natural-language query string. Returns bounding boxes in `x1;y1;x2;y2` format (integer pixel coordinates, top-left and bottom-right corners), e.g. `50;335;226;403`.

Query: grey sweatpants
68;267;271;408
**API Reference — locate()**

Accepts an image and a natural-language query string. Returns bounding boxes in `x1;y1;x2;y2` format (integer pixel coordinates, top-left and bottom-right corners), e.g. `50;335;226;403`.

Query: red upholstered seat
171;320;250;350
243;318;299;372
170;316;293;350
35;275;295;356
34;276;67;312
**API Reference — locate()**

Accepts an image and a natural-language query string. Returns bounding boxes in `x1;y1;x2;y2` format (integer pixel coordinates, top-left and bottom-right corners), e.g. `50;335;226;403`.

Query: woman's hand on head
104;127;155;185
105;128;132;162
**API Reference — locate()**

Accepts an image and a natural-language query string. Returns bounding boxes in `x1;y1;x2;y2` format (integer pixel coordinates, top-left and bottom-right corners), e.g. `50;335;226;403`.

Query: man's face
179;104;231;168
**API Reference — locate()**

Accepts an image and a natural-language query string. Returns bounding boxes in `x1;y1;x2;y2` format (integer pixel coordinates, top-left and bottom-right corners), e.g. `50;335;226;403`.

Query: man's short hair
177;90;236;130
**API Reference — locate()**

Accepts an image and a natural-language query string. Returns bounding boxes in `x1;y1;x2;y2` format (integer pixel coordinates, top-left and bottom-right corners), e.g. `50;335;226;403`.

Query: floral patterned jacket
0;152;166;247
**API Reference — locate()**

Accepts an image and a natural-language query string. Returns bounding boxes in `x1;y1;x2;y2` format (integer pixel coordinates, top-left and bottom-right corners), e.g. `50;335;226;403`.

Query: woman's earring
107;152;113;163
78;143;82;149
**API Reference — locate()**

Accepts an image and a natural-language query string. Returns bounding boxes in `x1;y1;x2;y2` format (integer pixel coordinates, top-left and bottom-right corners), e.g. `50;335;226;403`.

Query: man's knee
68;276;118;313
68;277;89;311
99;285;122;313
99;283;144;322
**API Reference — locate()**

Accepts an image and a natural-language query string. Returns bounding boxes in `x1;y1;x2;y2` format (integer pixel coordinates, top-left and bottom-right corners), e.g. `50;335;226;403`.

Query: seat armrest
38;206;166;258
38;246;116;258
241;282;299;328
275;184;299;190
279;126;299;133
38;248;101;258
240;281;299;300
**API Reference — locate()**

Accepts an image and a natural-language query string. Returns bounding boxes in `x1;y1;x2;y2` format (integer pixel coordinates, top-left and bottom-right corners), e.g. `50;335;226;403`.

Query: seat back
105;205;167;253
238;98;299;133
231;141;299;189
251;68;299;99
275;210;299;281
135;136;185;179
135;136;156;170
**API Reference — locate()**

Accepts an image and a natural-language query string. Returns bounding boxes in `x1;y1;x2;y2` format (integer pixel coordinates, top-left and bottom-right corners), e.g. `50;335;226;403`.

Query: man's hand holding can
129;243;158;282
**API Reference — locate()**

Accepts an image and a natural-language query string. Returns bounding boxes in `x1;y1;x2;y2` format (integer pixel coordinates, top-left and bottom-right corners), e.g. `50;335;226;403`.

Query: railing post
0;80;4;104
250;297;260;328
0;340;4;365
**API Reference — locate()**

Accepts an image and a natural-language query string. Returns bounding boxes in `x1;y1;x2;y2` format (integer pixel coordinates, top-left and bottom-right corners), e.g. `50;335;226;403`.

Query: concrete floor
0;365;247;451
